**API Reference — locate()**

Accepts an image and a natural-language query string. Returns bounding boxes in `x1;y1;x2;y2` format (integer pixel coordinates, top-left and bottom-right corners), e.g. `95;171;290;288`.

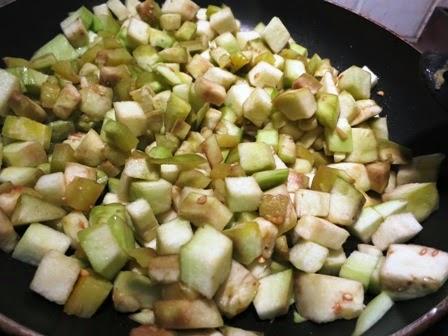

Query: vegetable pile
0;0;447;335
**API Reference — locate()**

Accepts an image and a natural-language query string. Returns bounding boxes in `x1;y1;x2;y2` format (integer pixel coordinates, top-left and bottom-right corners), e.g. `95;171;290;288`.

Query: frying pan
0;0;447;335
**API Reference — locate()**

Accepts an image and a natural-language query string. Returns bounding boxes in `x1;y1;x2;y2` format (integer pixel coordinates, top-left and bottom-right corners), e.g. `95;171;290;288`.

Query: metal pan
0;0;447;335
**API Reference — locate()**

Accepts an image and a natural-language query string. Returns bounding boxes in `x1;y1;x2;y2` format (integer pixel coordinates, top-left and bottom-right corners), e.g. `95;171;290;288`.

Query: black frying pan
0;0;447;335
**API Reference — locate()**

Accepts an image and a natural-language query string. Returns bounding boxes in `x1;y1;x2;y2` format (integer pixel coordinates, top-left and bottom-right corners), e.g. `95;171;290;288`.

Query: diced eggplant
366;161;391;193
338;66;371;100
215;261;258;318
35;172;66;205
179;192;232;231
0;209;18;253
274;89;317;121
113;271;161;313
320;249;346;275
253;217;278;259
289;240;329;273
259;190;297;234
262;17;290;53
225;177;263;213
381;244;448;300
0;69;20;116
154;299;223;329
78;222;129;280
294;215;349;250
30;250;80;305
161;0;199;21
130;179;173;215
64;269;113;318
372;213;422;251
2;116;52;150
156;218;193;255
225;221;263;265
253;269;293;320
328;163;370;192
328;177;365;226
180;225;232;298
61;211;89;248
352;292;394;336
373;200;407;218
350;207;383;243
210;7;238;34
345;128;378;164
11;194;66;226
3;141;47;168
126;198;159;242
294;273;364;323
295;189;330;218
339;251;379;288
382;183;438;221
243;88;272;127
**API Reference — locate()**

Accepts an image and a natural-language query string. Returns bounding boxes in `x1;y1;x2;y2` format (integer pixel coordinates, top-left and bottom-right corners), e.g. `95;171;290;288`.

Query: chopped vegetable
0;0;446;332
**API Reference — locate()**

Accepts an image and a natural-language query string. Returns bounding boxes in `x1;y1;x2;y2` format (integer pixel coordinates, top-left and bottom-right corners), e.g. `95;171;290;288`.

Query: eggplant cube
13;223;71;266
383;183;439;222
64;270;112;318
0;69;19;116
338;66;371;100
225;177;263;212
351;207;384;243
148;255;180;284
328;177;365;226
179;192;233;231
161;0;200;21
381;244;448;300
215;261;259;318
274;88;317;121
78;223;128;280
210;7;238;34
243;88;272;127
289;240;329;273
154;299;223;329
372;213;422;251
320;249;347;275
238;142;275;174
129;179;173;215
253;269;293;320
180;225;232;299
114;101;147;137
0;210;17;253
112;271;160;312
156;218;193;255
262;17;290;53
345;128;378;164
373;200;408;218
225;221;263;265
294;273;364;323
127;18;150;46
126;198;160;243
30;250;80;305
248;61;283;88
339;251;379;288
294;215;349;250
295;189;330;217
